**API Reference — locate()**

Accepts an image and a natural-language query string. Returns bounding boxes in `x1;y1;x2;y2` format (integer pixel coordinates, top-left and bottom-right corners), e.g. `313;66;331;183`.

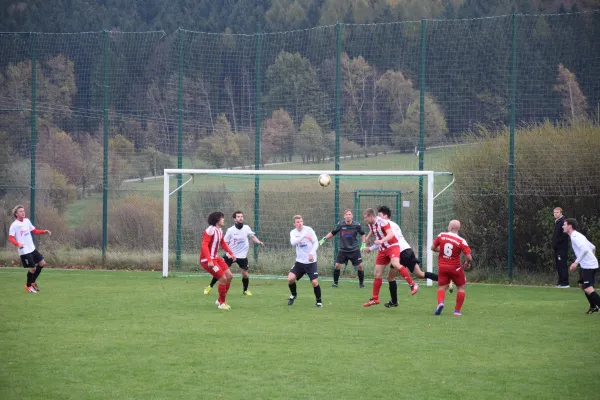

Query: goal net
162;169;454;285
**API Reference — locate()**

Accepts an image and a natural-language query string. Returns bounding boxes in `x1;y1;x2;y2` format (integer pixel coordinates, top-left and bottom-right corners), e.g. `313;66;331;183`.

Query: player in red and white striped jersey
200;211;236;310
362;208;417;307
431;220;472;316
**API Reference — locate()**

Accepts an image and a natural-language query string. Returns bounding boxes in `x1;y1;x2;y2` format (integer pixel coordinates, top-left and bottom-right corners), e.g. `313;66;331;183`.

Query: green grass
1;268;598;400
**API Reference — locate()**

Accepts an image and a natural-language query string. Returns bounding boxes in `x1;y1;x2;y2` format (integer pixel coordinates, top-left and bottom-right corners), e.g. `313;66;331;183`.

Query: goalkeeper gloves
360;242;366;252
319;237;326;246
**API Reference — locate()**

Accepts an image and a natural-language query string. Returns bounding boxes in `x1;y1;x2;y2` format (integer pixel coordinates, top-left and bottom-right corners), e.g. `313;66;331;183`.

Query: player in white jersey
562;218;600;314
8;205;52;293
204;211;264;296
287;215;322;307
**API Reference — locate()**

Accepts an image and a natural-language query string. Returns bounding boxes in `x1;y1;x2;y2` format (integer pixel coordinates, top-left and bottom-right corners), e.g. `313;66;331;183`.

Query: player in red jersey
362;208;416;307
431;220;472;316
200;211;236;310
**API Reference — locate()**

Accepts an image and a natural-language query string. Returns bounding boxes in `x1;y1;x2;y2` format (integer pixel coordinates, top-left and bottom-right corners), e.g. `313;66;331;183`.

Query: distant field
1;268;598;400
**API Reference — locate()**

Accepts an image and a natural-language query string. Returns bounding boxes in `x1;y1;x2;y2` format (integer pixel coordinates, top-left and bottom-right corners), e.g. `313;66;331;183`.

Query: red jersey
433;232;471;268
368;216;399;250
200;225;233;263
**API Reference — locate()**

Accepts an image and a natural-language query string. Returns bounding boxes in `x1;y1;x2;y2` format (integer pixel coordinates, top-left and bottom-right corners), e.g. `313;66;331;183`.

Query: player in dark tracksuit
552;207;570;288
319;209;367;288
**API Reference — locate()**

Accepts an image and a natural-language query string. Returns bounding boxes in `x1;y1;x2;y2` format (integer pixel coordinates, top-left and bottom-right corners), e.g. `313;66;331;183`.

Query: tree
38;128;82;186
77;134;103;197
297;115;325;162
392;94;448;150
376;69;416;126
262;109;294;164
197;114;243;168
342;53;375;147
553;63;588;122
266;0;308;31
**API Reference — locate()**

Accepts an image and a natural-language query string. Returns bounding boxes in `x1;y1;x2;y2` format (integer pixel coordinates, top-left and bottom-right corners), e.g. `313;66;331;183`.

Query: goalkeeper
319;209;367;288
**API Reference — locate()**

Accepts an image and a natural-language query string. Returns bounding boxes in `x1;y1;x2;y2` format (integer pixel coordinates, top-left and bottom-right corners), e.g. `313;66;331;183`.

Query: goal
162;169;454;285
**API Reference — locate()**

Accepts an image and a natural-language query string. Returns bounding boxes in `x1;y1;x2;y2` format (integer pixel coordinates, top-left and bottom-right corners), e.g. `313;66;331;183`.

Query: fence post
253;24;262;263
176;28;184;267
30;33;37;225
102;29;109;262
333;22;342;262
418;17;427;264
508;14;518;281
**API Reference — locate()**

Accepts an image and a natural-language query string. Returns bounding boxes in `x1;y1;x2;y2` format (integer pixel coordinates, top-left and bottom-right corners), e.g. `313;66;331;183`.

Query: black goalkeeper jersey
331;220;365;252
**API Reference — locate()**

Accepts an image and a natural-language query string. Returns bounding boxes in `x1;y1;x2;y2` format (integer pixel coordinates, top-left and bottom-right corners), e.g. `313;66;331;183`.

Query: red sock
437;288;446;304
226;281;231;292
372;278;383;299
398;267;414;285
456;291;466;311
218;283;227;304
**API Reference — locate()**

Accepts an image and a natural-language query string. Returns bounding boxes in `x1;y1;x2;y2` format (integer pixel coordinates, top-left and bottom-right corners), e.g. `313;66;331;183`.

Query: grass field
1;268;598;400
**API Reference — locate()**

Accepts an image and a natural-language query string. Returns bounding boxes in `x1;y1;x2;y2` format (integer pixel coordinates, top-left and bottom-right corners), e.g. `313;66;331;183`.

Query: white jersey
224;224;255;258
388;220;411;252
290;226;319;264
570;231;598;269
9;218;36;256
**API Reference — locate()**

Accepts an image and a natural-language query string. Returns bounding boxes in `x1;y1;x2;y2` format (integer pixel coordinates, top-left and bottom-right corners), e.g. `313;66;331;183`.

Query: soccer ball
318;174;331;187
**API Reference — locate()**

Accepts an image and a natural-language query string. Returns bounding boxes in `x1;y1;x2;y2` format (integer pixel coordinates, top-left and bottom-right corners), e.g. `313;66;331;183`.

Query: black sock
26;271;33;286
358;270;364;285
313;285;322;303
425;272;438;281
242;277;249;291
333;269;340;284
588;291;600;308
389;280;398;304
210;277;218;287
33;265;43;282
585;292;594;307
289;282;297;297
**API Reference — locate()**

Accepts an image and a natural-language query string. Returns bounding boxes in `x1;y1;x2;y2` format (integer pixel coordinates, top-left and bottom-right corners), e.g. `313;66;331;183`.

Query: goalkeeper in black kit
319;209;367;288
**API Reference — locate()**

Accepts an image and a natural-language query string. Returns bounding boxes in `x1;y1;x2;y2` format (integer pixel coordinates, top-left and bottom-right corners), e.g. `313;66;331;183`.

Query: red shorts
438;265;466;287
375;245;400;266
200;256;229;279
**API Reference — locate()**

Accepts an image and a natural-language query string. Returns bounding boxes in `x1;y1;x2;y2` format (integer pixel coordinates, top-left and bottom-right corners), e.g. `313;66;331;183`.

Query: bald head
448;220;461;233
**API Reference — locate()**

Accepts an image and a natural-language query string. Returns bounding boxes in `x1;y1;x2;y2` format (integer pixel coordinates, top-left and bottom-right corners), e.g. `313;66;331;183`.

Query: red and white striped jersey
200;225;232;263
368;216;399;250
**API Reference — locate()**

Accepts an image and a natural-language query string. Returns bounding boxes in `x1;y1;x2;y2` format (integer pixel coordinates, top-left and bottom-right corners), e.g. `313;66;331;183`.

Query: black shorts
400;248;420;273
223;255;249;270
336;249;362;267
580;269;597;289
290;262;319;281
20;249;44;269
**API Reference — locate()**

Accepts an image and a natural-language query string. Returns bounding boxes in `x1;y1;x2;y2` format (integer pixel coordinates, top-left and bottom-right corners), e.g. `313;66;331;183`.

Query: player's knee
356;264;363;271
38;260;46;267
334;265;341;270
311;279;319;287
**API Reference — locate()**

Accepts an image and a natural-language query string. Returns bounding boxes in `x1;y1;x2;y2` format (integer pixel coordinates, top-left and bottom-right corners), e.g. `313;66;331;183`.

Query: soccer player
319;209;367;288
204;211;264;296
431;220;472;316
8;205;52;293
200;211;236;310
374;206;438;308
362;208;417;307
563;218;600;314
287;215;322;307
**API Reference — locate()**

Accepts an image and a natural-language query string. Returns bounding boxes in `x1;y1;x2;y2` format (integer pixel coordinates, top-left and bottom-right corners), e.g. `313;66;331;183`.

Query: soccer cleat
331;283;338;288
359;284;366;289
453;310;462;316
215;299;220;306
25;285;37;293
410;283;419;295
384;300;398;308
287;295;296;306
315;302;323;308
434;302;445;315
585;305;599;314
449;282;454;293
31;282;40;292
363;298;380;307
243;290;252;296
204;286;212;295
217;302;231;310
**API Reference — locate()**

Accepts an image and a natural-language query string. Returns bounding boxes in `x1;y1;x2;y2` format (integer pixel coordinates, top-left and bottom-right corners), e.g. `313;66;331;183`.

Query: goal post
162;169;453;284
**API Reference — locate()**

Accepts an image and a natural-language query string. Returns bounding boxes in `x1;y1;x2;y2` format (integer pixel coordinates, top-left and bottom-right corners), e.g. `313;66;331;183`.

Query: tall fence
1;12;599;279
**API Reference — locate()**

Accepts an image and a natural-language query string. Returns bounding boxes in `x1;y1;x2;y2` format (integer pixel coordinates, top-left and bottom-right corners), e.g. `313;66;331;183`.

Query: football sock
425;272;438;281
217;283;227;304
584;292;594;307
313;285;322;302
456;291;466;311
210;277;218;287
588;291;600;308
26;271;33;287
437;288;446;304
398;267;414;285
242;277;249;291
358;270;364;285
289;282;297;297
372;278;383;299
388;280;398;304
333;269;340;284
226;281;231;293
33;265;43;281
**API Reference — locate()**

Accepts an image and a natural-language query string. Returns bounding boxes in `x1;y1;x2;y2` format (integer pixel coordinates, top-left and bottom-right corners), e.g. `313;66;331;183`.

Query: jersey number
443;243;454;257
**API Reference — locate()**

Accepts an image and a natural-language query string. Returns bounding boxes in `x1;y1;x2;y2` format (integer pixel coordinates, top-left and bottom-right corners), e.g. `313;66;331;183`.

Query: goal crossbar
162;169;450;281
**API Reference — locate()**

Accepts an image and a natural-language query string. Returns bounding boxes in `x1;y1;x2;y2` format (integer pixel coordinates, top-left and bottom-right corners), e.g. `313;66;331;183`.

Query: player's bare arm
374;231;394;245
463;253;473;269
252;236;265;246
